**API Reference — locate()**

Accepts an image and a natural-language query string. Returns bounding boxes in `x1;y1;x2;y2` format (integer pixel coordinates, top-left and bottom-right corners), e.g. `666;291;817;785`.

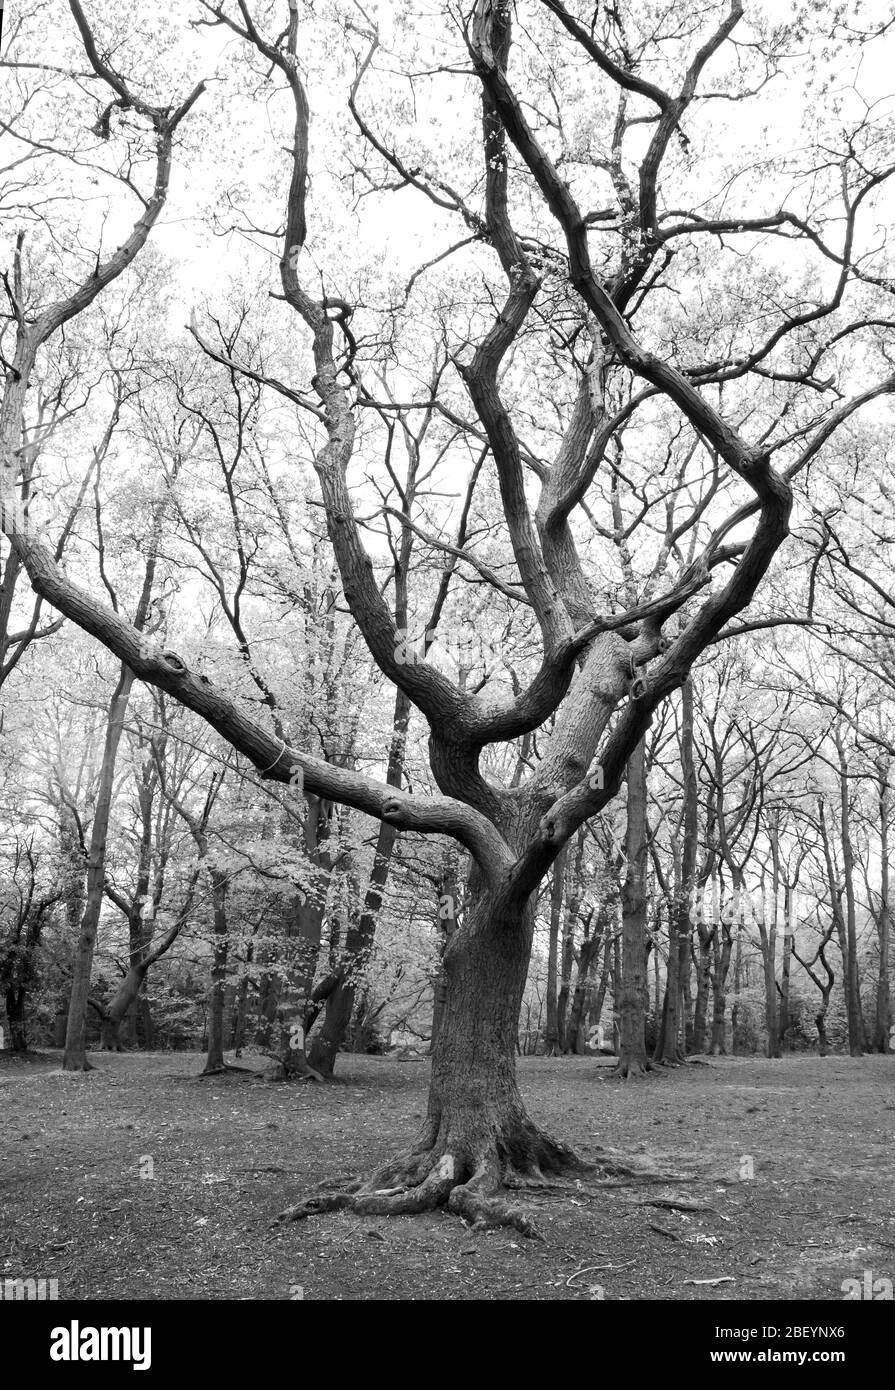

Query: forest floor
1;1049;893;1301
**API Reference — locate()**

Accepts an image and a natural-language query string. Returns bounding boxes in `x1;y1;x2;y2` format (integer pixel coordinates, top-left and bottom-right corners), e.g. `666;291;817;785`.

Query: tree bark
709;890;734;1055
692;926;713;1053
793;933;835;1057
566;904;606;1052
616;739;650;1077
254;970;278;1051
203;867;229;1074
305;886;364;1077
100;858;197;1052
397;882;579;1212
837;733;866;1054
778;882;793;1048
543;848;565;1055
231;943;252;1055
63;665;135;1071
252;790;334;1075
759;828;781;1058
654;678;697;1063
284;872;585;1234
5;987;27;1052
308;688;410;1075
819;764;864;1058
278;879;331;1079
556;832;587;1050
430;851;459;1053
872;758;892;1052
682;946;693;1053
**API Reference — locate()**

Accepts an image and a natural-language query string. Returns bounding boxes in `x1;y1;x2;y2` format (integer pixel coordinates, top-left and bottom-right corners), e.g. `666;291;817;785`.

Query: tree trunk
816;1009;828;1055
231;950;252;1056
308;688;410;1075
730;911;745;1053
710;903;733;1055
137;985;153;1048
761;826;782;1058
305;898;373;1076
756;901;779;1058
655;678;696;1064
306;906;362;1077
594;932;613;1028
682;944;693;1053
284;876;583;1233
254;971;278;1051
63;665;135;1071
278;885;329;1079
5;987;27;1052
814;971;833;1056
836;734;865;1055
611;928;621;1054
430;852;459;1053
815;951;835;1057
653;927;661;1024
420;882;578;1208
616;739;649;1078
566;905;606;1052
792;933;835;1057
557;832;586;1051
100;965;146;1050
250;792;333;1075
543;848;565;1055
202;868;229;1074
872;759;892;1052
692;926;713;1053
778;883;793;1049
819;777;864;1058
100;886;192;1052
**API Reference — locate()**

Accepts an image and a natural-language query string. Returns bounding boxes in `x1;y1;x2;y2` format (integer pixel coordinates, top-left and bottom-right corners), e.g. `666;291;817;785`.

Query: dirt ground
1;1050;893;1301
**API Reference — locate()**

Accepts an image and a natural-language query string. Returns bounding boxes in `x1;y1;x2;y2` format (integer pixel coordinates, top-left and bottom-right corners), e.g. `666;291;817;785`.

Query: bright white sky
125;1;895;316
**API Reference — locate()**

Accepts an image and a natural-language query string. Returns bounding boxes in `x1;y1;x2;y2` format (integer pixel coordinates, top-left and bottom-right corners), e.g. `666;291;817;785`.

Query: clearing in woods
0;1052;892;1301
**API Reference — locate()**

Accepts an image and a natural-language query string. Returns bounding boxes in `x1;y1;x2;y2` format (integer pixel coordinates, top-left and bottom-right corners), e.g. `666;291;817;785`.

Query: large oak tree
2;0;894;1229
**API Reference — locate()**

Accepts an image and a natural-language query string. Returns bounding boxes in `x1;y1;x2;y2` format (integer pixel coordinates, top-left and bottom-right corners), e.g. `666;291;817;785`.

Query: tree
3;0;895;1229
615;737;650;1077
95;715;210;1052
869;756;892;1052
653;677;697;1063
60;498;165;1069
0;840;62;1051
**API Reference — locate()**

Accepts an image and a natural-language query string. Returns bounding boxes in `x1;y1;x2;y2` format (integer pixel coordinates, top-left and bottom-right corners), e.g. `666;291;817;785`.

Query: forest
1;0;894;1305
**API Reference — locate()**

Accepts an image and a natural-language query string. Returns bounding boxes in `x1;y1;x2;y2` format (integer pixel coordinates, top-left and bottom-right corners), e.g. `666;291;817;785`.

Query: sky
17;0;882;314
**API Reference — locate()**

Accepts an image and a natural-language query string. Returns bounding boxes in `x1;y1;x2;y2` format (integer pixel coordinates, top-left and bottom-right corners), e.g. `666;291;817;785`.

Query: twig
567;1259;634;1286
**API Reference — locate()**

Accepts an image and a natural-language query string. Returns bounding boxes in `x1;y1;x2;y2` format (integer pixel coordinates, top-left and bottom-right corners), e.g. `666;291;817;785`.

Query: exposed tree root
275;1118;697;1237
580;1143;699;1184
278;1156;542;1238
637;1194;717;1213
283;1053;325;1082
652;1053;685;1068
613;1057;652;1081
257;1051;325;1083
275;1113;585;1238
195;1062;258;1079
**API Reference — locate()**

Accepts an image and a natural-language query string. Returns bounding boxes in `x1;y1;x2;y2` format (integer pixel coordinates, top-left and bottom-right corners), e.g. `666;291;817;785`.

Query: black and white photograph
1;0;894;1350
